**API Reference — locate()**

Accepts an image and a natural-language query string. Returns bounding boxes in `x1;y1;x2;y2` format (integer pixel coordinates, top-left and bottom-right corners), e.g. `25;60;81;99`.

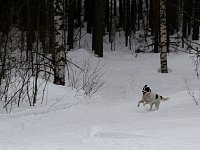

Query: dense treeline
1;0;200;54
0;0;200;110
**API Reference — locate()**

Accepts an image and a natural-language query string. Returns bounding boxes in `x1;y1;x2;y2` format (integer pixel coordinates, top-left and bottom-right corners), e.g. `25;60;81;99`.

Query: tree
192;0;200;40
124;0;131;46
76;0;82;28
26;0;36;74
137;0;143;30
85;0;93;33
182;0;192;39
92;0;105;57
131;0;136;33
67;0;75;50
167;0;178;35
151;0;160;53
53;0;66;85
160;0;168;73
105;0;110;34
119;0;124;28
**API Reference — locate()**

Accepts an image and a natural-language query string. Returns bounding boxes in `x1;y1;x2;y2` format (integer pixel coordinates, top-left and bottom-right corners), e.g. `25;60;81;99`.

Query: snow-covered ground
1;48;200;150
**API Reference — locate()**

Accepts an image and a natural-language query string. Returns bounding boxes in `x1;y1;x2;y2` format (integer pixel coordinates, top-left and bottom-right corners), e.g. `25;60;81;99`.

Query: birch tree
160;0;168;73
53;0;66;85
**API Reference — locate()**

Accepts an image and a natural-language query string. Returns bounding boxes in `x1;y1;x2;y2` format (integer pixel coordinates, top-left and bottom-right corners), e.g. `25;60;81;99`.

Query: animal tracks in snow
88;126;150;139
94;131;150;139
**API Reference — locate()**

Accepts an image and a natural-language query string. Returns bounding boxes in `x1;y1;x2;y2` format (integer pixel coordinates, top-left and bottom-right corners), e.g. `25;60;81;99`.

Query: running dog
137;85;151;107
137;85;169;111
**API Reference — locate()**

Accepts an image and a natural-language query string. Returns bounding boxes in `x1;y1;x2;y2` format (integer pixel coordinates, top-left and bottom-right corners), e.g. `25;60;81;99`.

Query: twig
184;79;199;105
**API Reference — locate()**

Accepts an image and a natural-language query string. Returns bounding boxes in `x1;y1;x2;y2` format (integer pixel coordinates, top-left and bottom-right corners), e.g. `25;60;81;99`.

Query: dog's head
142;85;151;95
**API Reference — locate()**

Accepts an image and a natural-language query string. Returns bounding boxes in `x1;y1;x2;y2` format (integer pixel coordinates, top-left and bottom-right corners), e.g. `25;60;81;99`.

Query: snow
1;48;200;150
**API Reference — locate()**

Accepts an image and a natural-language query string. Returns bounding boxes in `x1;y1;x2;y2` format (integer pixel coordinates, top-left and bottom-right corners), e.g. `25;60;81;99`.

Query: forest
0;0;200;111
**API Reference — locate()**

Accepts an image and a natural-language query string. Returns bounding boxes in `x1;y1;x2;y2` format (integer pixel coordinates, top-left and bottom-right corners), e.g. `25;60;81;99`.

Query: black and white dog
137;85;169;110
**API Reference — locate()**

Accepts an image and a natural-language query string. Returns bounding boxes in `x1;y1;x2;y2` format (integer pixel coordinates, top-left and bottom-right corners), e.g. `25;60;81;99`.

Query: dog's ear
143;85;147;90
145;87;151;92
143;86;150;92
142;91;146;95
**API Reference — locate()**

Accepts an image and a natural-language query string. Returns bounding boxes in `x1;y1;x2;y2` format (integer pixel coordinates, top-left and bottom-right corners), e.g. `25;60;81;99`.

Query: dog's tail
161;97;169;101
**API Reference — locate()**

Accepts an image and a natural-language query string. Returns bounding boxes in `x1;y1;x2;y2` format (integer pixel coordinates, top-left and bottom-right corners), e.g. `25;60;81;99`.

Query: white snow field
0;48;200;150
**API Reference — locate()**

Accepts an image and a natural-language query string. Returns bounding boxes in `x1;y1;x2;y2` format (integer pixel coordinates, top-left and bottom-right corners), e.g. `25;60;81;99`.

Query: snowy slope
0;48;200;150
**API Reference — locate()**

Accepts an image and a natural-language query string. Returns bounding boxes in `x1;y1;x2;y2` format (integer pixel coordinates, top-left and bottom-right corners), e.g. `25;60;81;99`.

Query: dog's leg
143;101;149;106
149;103;153;111
149;105;153;111
137;100;143;107
155;100;161;109
155;103;159;109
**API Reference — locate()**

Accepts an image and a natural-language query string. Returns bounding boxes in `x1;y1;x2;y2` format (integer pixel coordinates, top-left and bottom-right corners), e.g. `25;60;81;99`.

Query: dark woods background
1;0;200;54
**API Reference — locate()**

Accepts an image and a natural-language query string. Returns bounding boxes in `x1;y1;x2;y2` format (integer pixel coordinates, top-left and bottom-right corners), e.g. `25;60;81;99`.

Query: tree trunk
137;0;143;30
119;0;124;28
192;0;200;40
67;0;74;50
92;0;105;57
131;0;136;33
49;0;55;54
167;0;178;35
86;0;93;33
27;0;35;74
106;0;110;33
114;0;117;16
182;0;187;39
109;0;113;43
125;0;130;46
152;0;159;53
53;0;66;85
77;0;82;27
160;0;168;73
182;0;192;39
